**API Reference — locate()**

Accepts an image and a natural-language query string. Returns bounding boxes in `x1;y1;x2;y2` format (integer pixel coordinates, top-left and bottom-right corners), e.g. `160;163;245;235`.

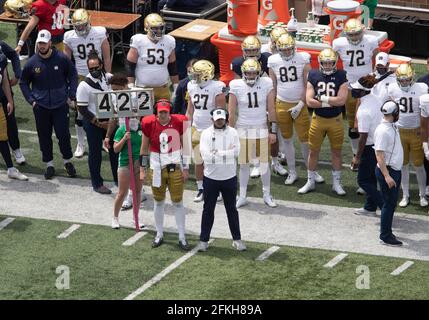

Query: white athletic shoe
141;189;147;202
314;172;325;183
399;196;410;208
217;193;223;202
284;171;298;185
194;189;204;202
420;197;428;207
263;194;277;208
232;240;247;251
356;187;366;195
121;195;133;210
250;166;260;178
298;180;315;194
111;217;120;229
74;144;85;158
236;197;248;208
197;241;209;252
272;162;287;176
332;182;346;196
7;167;28;181
13;149;26;165
354;208;376;216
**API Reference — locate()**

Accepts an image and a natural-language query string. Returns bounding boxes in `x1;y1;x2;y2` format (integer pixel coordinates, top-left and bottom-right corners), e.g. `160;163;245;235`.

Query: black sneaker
64;162;76;178
44;166;55;180
178;239;190;251
380;236;403;246
152;236;164;248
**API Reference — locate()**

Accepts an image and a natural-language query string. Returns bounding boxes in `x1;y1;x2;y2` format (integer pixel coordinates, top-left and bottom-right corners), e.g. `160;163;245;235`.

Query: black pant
33;104;73;163
424;158;429;187
1;95;20;151
200;176;241;242
82;118;118;188
357;145;384;211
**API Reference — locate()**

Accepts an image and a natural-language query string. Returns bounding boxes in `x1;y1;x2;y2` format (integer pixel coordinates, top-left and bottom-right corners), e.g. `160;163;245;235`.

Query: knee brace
348;128;360;140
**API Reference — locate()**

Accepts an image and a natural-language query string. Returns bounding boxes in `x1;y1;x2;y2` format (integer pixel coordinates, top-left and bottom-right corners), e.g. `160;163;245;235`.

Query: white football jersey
267;51;310;102
332;34;378;84
187;80;225;131
130;34;175;87
229;77;273;138
371;72;396;103
63;26;107;76
388;82;428;129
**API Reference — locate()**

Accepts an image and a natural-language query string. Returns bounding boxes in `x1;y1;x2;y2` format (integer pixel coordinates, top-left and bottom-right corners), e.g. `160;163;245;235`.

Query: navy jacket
19;49;78;109
0;40;21;79
173;77;190;114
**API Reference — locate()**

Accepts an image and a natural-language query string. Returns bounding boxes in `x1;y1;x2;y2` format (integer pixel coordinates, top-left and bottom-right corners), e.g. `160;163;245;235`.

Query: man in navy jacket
20;30;78;180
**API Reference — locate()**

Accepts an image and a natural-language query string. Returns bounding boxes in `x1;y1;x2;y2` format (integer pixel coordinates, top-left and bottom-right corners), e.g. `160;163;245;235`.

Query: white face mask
129;118;139;131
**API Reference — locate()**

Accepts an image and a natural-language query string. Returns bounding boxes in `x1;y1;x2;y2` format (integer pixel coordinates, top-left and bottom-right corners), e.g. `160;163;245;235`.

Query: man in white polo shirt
196;108;246;252
374;100;403;246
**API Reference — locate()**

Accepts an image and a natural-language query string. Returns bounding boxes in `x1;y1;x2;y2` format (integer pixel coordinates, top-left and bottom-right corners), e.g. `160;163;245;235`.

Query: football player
261;27;287;54
64;8;111;158
126;13;179;102
228;58;278;208
299;48;348;195
332;18;379;161
388;63;428;208
268;33;324;185
140;99;190;251
185;59;226;202
419;93;429;212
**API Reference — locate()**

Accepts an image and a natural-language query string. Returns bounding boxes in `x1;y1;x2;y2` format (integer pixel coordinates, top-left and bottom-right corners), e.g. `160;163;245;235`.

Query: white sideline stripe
0;217;15;231
19;129;79;140
122;232;147;246
391;261;414;276
324;253;348;268
124;239;215;300
57;224;81;239
256;246;280;261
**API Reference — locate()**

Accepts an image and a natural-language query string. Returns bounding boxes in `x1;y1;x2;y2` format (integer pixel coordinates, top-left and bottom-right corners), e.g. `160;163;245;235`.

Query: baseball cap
375;52;389;66
212;108;227;121
155;99;171;113
36;29;51;43
380;100;399;115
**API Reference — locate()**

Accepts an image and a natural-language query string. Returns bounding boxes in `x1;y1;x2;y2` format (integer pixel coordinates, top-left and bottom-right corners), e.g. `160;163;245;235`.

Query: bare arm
2;69;14;114
63;44;73;60
228;93;237;127
168;50;179;85
376;149;396;188
185;99;194;124
302;64;311;103
269;68;277;98
267;89;277;122
306;81;321;108
421;116;429;143
101;39;112;73
16;16;39;53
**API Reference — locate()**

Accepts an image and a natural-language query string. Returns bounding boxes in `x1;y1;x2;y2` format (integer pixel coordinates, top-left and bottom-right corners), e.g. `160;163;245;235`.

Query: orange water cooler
258;0;290;26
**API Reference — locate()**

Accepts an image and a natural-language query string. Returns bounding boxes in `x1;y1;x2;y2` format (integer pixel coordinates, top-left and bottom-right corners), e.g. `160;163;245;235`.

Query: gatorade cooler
227;0;258;37
259;0;290;26
324;0;362;44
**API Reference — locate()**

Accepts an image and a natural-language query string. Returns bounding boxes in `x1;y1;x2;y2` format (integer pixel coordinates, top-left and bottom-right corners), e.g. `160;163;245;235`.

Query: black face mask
351;88;370;99
90;69;102;79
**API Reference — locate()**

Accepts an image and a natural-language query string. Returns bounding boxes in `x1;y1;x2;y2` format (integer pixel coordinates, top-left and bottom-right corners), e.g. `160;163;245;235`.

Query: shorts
0;104;7;141
148;166;184;203
238;137;270;164
191;127;203;165
118;159;140;174
345;90;357;129
275;99;310;142
399;128;424;167
308;114;344;151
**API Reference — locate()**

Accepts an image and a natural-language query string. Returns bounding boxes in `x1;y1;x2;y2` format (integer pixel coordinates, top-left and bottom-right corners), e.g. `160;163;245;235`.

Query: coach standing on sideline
374;100;403;246
19;29;78;180
197;108;246;252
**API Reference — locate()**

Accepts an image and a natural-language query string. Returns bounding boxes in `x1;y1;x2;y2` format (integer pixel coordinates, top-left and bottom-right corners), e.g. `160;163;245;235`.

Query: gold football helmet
189;60;215;86
318;48;338;75
241;35;261;59
269;27;287;53
395;63;415;92
144;13;165;41
72;8;91;37
276;33;295;61
241;58;261;86
344;18;364;45
4;0;31;18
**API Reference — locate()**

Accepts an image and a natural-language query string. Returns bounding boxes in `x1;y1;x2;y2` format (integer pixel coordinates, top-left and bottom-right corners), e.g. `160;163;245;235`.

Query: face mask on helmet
243;48;261;59
148;25;165;41
346;30;363;45
278;46;295;61
397;76;414;92
74;22;91;37
243;70;259;86
320;60;336;75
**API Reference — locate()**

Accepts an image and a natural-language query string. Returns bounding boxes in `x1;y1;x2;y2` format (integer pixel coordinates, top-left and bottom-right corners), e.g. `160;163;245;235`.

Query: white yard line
19;129;79;140
122;232;147;246
324;253;348;268
124;239;215;300
391;261;414;276
0;217;15;231
256;246;280;261
57;224;81;239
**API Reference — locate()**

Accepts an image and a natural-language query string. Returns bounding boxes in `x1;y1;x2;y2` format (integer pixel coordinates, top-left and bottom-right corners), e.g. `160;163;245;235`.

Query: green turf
0;215;428;300
1;22;428;216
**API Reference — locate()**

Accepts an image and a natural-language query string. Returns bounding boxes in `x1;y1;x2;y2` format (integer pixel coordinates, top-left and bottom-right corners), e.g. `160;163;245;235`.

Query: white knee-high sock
75;124;86;147
260;162;271;196
284;138;296;172
300;142;309;168
154;200;165;238
239;164;250;198
415;165;427;198
278;132;286;154
401;164;410;197
173;201;186;241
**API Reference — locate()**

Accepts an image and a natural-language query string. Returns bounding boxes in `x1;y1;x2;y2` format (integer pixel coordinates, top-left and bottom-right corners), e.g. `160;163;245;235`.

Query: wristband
270;122;278;134
423;142;429;154
320;95;329;103
18;40;25;47
139;155;149;168
321;102;330;108
296;100;305;108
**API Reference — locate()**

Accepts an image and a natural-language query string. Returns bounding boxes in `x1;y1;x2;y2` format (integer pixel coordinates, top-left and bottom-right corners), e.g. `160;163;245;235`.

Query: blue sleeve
260;53;270;74
307;70;316;87
66;56;78;99
19;60;35;105
231;57;243;77
0;41;21;79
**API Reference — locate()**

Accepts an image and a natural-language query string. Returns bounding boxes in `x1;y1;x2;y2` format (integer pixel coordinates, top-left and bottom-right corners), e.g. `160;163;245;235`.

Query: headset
153;98;172;115
380;100;400;166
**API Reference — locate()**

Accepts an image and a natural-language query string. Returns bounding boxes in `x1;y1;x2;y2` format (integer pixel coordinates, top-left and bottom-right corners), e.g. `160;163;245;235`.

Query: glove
359;74;378;89
288;101;305;120
423;142;429;161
